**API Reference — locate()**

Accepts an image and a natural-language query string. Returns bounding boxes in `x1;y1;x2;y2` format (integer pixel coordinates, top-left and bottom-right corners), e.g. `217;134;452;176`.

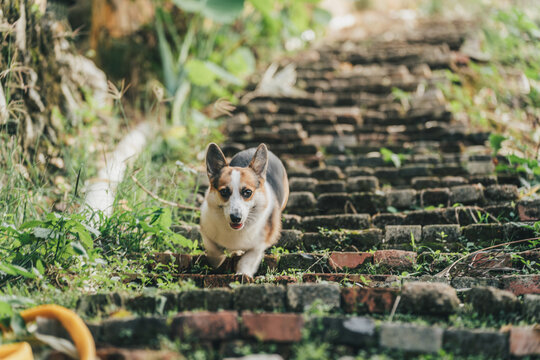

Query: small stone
287;283;340;312
466;286;520;315
400;282;460;316
380;323;443;353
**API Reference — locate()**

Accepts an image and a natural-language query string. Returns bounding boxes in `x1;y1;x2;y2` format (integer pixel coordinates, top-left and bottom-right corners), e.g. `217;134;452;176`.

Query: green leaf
205;61;243;86
71;241;88;257
186;59;217;86
0;301;13;318
202;0;245;24
0;263;36;279
489;133;506;156
224;47;255;78
33;227;56;239
313;7;332;26
248;0;272;16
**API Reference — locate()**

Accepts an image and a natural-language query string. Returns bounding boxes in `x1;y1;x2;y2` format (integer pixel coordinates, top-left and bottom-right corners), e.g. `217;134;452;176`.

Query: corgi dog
200;143;289;277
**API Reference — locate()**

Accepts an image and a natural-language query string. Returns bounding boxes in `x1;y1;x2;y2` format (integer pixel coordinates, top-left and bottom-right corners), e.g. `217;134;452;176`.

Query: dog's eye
219;188;230;198
241;188;252;198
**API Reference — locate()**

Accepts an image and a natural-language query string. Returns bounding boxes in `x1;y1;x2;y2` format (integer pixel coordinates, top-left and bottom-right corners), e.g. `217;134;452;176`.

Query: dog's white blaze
224;169;251;224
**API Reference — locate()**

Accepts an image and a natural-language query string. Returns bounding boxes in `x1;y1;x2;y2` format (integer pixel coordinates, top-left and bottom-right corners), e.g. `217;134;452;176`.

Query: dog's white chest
200;204;267;251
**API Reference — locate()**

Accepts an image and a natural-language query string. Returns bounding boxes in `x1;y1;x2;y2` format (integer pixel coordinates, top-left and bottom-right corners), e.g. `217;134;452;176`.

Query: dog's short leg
203;237;226;268
236;247;265;277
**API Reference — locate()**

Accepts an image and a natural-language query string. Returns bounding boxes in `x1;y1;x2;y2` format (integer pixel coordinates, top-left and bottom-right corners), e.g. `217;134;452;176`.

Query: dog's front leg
236;246;265;277
203;237;226;269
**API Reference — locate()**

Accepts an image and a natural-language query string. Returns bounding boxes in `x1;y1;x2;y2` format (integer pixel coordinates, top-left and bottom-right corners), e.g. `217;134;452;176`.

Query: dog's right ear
206;143;227;180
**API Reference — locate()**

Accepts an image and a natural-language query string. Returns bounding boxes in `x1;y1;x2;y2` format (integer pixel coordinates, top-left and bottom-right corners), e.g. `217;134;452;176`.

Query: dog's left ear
206;143;228;180
249;143;268;178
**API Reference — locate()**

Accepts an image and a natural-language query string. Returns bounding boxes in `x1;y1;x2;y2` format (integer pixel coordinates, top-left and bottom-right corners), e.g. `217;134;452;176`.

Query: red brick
517;200;540;221
171;311;239;340
341;287;399;314
242;312;304;342
374;250;417;271
510;326;540;357
501;275;540;296
302;273;347;283
329;252;373;270
470;252;512;269
96;348;183;360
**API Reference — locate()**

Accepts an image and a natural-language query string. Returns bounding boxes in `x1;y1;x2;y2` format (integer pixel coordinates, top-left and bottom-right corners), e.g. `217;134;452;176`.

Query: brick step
71;280;539;319
37;307;540;358
285;186;522;216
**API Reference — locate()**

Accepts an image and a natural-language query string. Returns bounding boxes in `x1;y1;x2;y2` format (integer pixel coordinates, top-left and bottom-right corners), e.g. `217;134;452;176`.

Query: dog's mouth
230;223;244;230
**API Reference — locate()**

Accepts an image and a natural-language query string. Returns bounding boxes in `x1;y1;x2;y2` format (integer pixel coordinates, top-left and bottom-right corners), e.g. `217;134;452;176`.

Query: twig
131;169;200;212
436;237;539;278
388;295;401;322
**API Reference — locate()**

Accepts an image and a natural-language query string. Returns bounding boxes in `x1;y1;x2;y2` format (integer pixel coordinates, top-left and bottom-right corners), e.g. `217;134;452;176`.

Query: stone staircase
42;20;539;359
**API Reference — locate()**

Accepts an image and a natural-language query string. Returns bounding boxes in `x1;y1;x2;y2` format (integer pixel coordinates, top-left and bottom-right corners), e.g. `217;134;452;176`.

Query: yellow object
0;304;96;360
0;342;33;360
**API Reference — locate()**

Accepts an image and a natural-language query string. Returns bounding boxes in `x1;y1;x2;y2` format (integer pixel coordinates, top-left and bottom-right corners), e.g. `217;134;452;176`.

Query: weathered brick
385;225;421;245
404;209;448;225
206;289;234;311
510;326;540;357
171;311;239;341
314;181;346;194
400;282;460;316
301;214;371;231
522;294;540;321
412;176;441;189
466;161;495;175
96;348;183;360
462;223;505;243
400;164;431;178
443;328;509;357
345;166;375;177
500;274;540;295
328;252;373;270
311;167;343;180
485;184;518;203
450;276;500;290
233;285;286;311
372;213;406;228
386;189;416;209
374;250;417;272
242;313;303;342
287;283;340;312
101;316;168;346
307;316;376;346
317;193;351;214
289;177;317;192
278;253;327;272
347;176;379;192
517;199;540;221
282;214;302;229
440;176;467;187
422;224;461;243
77;293;123;317
351;193;387;213
125;294;168;314
276;229;303;250
286;192;317;214
466;286;520;315
420;188;450;207
450;184;484;204
380;323;443;353
341;287;398;314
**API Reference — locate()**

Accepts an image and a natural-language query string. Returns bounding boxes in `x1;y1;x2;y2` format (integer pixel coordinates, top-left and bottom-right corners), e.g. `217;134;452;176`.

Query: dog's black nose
230;214;242;224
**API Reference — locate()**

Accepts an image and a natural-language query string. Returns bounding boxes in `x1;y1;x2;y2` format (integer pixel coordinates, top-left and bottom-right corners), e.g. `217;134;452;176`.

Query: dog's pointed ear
249;143;268;178
206;143;227;180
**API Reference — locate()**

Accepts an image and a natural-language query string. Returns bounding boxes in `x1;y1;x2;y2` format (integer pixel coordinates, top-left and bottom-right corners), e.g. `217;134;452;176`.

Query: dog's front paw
235;272;254;283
